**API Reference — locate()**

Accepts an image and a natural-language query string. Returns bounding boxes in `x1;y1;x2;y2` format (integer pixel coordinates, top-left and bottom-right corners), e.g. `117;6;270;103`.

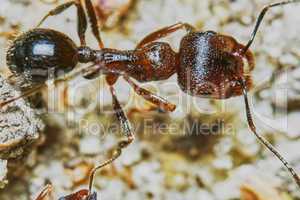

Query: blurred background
0;0;300;199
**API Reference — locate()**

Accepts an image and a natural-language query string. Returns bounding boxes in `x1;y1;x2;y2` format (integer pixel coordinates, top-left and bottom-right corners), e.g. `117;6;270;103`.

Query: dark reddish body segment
58;189;96;200
177;31;253;98
34;186;96;200
97;42;177;82
7;28;253;99
94;30;254;99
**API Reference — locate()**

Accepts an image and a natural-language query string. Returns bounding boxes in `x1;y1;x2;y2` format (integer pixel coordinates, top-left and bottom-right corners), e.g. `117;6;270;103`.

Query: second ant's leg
124;76;176;112
34;184;52;200
240;80;300;189
136;22;196;48
37;0;88;46
0;64;91;108
0;84;46;108
88;85;134;194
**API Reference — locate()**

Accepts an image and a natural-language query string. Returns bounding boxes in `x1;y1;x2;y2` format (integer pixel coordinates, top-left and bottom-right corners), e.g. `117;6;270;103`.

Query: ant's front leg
37;0;88;46
124;76;176;112
87;83;134;194
136;22;196;48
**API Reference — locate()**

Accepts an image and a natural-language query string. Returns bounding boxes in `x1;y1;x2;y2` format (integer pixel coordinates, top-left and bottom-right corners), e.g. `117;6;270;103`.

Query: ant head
58;189;97;200
178;31;254;99
6;28;78;84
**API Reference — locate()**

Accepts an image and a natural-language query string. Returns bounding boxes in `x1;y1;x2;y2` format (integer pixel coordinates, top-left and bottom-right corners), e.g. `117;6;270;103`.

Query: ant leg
83;0;116;101
0;84;46;108
0;64;88;108
243;0;300;53
84;0;104;48
136;22;196;48
241;80;300;188
124;76;176;112
88;85;134;194
35;184;52;200
37;0;88;46
84;0;114;100
37;1;75;27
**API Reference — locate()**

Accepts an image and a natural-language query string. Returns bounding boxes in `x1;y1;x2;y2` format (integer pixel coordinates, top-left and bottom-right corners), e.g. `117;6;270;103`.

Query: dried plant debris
0;75;44;160
94;0;135;29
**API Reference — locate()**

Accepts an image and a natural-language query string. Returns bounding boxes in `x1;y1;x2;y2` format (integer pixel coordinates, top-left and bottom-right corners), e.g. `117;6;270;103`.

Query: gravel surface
0;0;300;200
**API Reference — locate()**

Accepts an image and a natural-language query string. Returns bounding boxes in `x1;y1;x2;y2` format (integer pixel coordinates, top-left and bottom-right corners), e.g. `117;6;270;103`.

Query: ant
2;0;300;197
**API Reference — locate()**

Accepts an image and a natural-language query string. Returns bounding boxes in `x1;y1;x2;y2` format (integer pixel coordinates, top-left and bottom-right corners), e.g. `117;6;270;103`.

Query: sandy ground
0;0;300;199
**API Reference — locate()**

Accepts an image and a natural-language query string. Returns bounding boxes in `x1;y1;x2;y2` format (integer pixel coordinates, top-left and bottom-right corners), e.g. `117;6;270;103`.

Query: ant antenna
243;0;300;54
240;79;300;188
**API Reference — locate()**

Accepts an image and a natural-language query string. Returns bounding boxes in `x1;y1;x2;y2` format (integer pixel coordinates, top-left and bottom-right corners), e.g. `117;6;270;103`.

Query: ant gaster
3;0;300;196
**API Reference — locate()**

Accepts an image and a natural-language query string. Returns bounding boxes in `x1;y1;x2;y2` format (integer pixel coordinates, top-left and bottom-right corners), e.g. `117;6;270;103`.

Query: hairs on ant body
2;0;300;198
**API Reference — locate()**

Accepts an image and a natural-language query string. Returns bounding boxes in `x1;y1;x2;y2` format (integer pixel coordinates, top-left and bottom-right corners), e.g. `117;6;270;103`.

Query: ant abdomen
6;28;78;83
178;31;253;99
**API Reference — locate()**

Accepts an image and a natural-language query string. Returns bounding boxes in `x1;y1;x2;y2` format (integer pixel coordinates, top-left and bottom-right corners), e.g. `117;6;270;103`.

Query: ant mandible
2;0;300;196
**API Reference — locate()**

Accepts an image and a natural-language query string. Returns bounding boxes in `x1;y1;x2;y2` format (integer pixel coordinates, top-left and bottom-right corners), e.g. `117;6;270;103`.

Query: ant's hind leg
88;85;134;194
37;0;88;46
124;76;176;112
136;22;196;48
